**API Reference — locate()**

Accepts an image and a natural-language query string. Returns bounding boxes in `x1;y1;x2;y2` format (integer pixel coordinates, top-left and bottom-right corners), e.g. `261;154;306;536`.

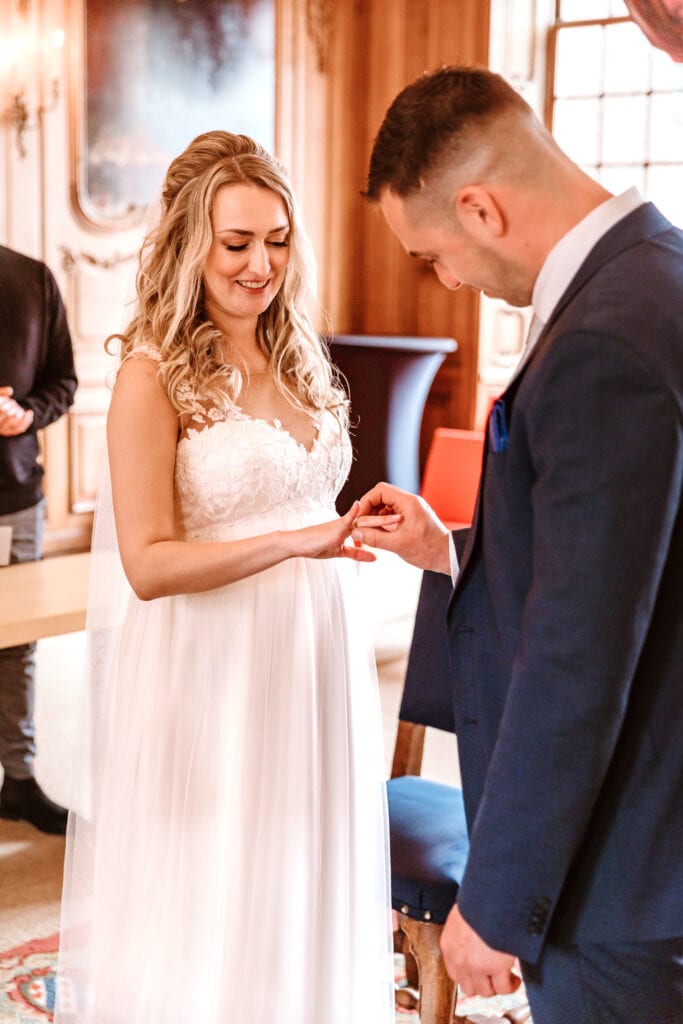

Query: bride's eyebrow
216;225;289;237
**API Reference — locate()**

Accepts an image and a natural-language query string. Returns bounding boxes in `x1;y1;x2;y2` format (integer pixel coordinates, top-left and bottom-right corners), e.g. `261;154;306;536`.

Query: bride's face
203;183;290;324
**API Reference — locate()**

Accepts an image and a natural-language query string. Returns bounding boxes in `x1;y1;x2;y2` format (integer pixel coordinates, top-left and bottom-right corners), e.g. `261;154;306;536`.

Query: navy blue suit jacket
448;203;683;964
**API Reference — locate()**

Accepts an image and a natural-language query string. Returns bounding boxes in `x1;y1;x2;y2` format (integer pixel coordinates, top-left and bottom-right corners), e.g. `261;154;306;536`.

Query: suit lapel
451;202;672;594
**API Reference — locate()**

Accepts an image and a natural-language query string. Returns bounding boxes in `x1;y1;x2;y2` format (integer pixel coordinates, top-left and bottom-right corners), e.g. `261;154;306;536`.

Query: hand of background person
441;904;521;998
0;386;34;437
292;501;402;562
351;482;451;573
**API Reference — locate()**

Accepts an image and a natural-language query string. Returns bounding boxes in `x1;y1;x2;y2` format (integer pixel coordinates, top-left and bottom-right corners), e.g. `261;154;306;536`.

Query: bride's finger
340;543;376;562
340;500;361;523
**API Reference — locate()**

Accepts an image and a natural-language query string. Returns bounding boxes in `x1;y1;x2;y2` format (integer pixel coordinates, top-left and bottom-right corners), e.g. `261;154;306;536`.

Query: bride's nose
248;243;270;276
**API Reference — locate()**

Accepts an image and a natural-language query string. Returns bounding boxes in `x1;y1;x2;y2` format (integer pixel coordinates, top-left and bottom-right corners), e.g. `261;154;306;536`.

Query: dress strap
120;344;162;366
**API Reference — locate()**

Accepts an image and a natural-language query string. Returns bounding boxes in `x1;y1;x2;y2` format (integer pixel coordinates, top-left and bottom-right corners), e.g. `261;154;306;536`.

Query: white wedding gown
56;391;393;1023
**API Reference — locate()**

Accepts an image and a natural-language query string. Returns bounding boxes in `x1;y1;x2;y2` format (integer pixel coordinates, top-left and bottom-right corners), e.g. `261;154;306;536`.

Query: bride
56;131;397;1023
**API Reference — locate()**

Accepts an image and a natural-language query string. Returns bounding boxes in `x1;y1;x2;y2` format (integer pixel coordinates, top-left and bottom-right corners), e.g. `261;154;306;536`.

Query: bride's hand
291;501;402;562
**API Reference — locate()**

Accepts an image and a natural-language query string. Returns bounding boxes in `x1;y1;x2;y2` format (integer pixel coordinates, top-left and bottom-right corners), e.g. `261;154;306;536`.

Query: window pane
554;97;601;164
559;0;612;19
555;26;604;96
604;21;651;93
598;164;645;196
551;8;681;224
646;166;683;224
649;92;683;161
601;95;648;163
651;46;683;91
559;0;628;16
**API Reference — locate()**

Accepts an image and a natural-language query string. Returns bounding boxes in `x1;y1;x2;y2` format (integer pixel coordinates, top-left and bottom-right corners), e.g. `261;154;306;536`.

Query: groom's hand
440;904;521;998
352;482;451;573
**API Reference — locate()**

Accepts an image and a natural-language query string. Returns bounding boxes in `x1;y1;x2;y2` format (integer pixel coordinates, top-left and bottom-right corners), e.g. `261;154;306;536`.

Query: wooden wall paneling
359;0;419;338
274;0;488;463
276;0;333;332
321;0;371;333
351;0;490;466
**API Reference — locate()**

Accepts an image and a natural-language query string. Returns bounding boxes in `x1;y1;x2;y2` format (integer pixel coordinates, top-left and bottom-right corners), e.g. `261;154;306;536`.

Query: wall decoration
73;0;275;227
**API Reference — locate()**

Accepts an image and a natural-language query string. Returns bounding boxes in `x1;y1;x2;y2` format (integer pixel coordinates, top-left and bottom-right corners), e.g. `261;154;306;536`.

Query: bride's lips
236;279;270;294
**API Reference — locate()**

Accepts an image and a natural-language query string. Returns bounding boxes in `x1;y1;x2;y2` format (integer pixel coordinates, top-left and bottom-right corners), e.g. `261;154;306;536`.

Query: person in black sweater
0;243;77;834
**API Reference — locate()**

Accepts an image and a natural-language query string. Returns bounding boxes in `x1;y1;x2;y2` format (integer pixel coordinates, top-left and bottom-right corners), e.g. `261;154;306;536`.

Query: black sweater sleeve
19;264;77;431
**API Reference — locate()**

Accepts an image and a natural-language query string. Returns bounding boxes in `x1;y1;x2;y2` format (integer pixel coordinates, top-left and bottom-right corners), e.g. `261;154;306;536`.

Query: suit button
527;897;550;935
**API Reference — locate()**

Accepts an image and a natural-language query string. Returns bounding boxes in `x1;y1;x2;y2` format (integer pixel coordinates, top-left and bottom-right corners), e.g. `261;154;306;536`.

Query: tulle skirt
56;547;393;1023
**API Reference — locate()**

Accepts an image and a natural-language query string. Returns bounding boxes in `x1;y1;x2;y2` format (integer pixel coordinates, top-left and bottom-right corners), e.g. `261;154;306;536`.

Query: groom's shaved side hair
365;65;532;202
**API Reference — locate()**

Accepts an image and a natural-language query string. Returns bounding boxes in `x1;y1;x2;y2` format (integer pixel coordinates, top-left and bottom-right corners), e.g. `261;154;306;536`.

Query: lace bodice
174;408;352;540
120;344;351;540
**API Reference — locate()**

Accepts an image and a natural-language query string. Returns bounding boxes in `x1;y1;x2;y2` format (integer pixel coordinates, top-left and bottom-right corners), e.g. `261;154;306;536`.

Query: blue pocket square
489;399;509;453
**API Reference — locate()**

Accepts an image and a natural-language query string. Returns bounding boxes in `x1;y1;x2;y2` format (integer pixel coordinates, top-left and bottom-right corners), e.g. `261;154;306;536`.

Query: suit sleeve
455;331;682;962
21;265;77;430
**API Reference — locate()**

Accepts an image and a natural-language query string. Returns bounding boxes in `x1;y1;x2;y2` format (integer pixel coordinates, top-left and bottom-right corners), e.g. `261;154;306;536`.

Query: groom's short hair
365;65;530;202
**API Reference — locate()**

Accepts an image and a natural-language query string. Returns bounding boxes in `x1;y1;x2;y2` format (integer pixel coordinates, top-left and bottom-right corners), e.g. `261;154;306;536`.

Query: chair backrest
420;428;485;528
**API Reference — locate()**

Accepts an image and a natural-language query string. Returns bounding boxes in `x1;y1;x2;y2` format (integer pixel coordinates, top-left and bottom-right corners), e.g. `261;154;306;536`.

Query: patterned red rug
0;934;59;1021
0;935;529;1023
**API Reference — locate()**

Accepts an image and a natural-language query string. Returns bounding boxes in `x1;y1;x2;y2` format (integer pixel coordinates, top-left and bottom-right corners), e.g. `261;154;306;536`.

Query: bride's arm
108;358;394;601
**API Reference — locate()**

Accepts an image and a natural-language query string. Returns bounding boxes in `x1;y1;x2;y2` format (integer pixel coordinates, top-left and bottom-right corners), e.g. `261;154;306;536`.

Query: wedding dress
56;355;393;1023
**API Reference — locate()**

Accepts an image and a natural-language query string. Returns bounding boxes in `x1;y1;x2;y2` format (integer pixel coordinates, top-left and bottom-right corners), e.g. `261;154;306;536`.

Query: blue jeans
0;498;45;779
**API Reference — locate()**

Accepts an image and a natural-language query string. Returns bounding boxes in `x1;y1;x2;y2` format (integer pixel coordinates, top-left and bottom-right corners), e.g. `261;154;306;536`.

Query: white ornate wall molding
60;245;137;274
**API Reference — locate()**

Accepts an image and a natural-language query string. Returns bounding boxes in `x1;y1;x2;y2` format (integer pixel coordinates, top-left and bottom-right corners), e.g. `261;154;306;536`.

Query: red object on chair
420;428;485;528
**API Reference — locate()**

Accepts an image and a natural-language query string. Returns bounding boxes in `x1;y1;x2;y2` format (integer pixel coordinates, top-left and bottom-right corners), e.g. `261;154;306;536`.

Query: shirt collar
531;187;645;329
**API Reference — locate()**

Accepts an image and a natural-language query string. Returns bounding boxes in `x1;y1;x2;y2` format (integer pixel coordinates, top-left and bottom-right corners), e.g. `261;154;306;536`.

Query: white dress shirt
447;187;645;582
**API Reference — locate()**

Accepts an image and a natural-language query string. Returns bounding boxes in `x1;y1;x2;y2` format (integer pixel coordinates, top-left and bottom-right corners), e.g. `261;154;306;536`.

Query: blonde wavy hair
111;131;347;424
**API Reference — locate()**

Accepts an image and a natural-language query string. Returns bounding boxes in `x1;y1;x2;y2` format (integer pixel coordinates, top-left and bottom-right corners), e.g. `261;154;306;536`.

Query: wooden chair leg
398;913;457;1024
404;944;420;988
394;926;420;988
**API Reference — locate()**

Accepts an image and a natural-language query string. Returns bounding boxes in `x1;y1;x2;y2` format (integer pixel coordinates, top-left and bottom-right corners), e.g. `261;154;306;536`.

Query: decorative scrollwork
60;245;137;274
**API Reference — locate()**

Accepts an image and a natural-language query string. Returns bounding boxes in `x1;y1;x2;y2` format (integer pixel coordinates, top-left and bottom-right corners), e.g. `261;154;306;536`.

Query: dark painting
81;0;275;224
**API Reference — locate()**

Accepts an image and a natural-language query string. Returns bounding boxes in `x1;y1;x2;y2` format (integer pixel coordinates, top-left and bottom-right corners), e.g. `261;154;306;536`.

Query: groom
354;66;683;1022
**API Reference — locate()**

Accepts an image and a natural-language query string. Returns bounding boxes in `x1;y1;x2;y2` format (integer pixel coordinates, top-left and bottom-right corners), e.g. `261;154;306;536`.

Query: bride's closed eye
225;240;289;252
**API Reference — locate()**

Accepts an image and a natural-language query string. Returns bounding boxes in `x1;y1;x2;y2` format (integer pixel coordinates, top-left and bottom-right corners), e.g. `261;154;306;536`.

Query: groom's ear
454;186;505;238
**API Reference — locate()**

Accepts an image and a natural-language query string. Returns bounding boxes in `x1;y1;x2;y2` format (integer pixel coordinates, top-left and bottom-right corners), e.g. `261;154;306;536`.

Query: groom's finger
351;526;395;551
353;514;401;531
